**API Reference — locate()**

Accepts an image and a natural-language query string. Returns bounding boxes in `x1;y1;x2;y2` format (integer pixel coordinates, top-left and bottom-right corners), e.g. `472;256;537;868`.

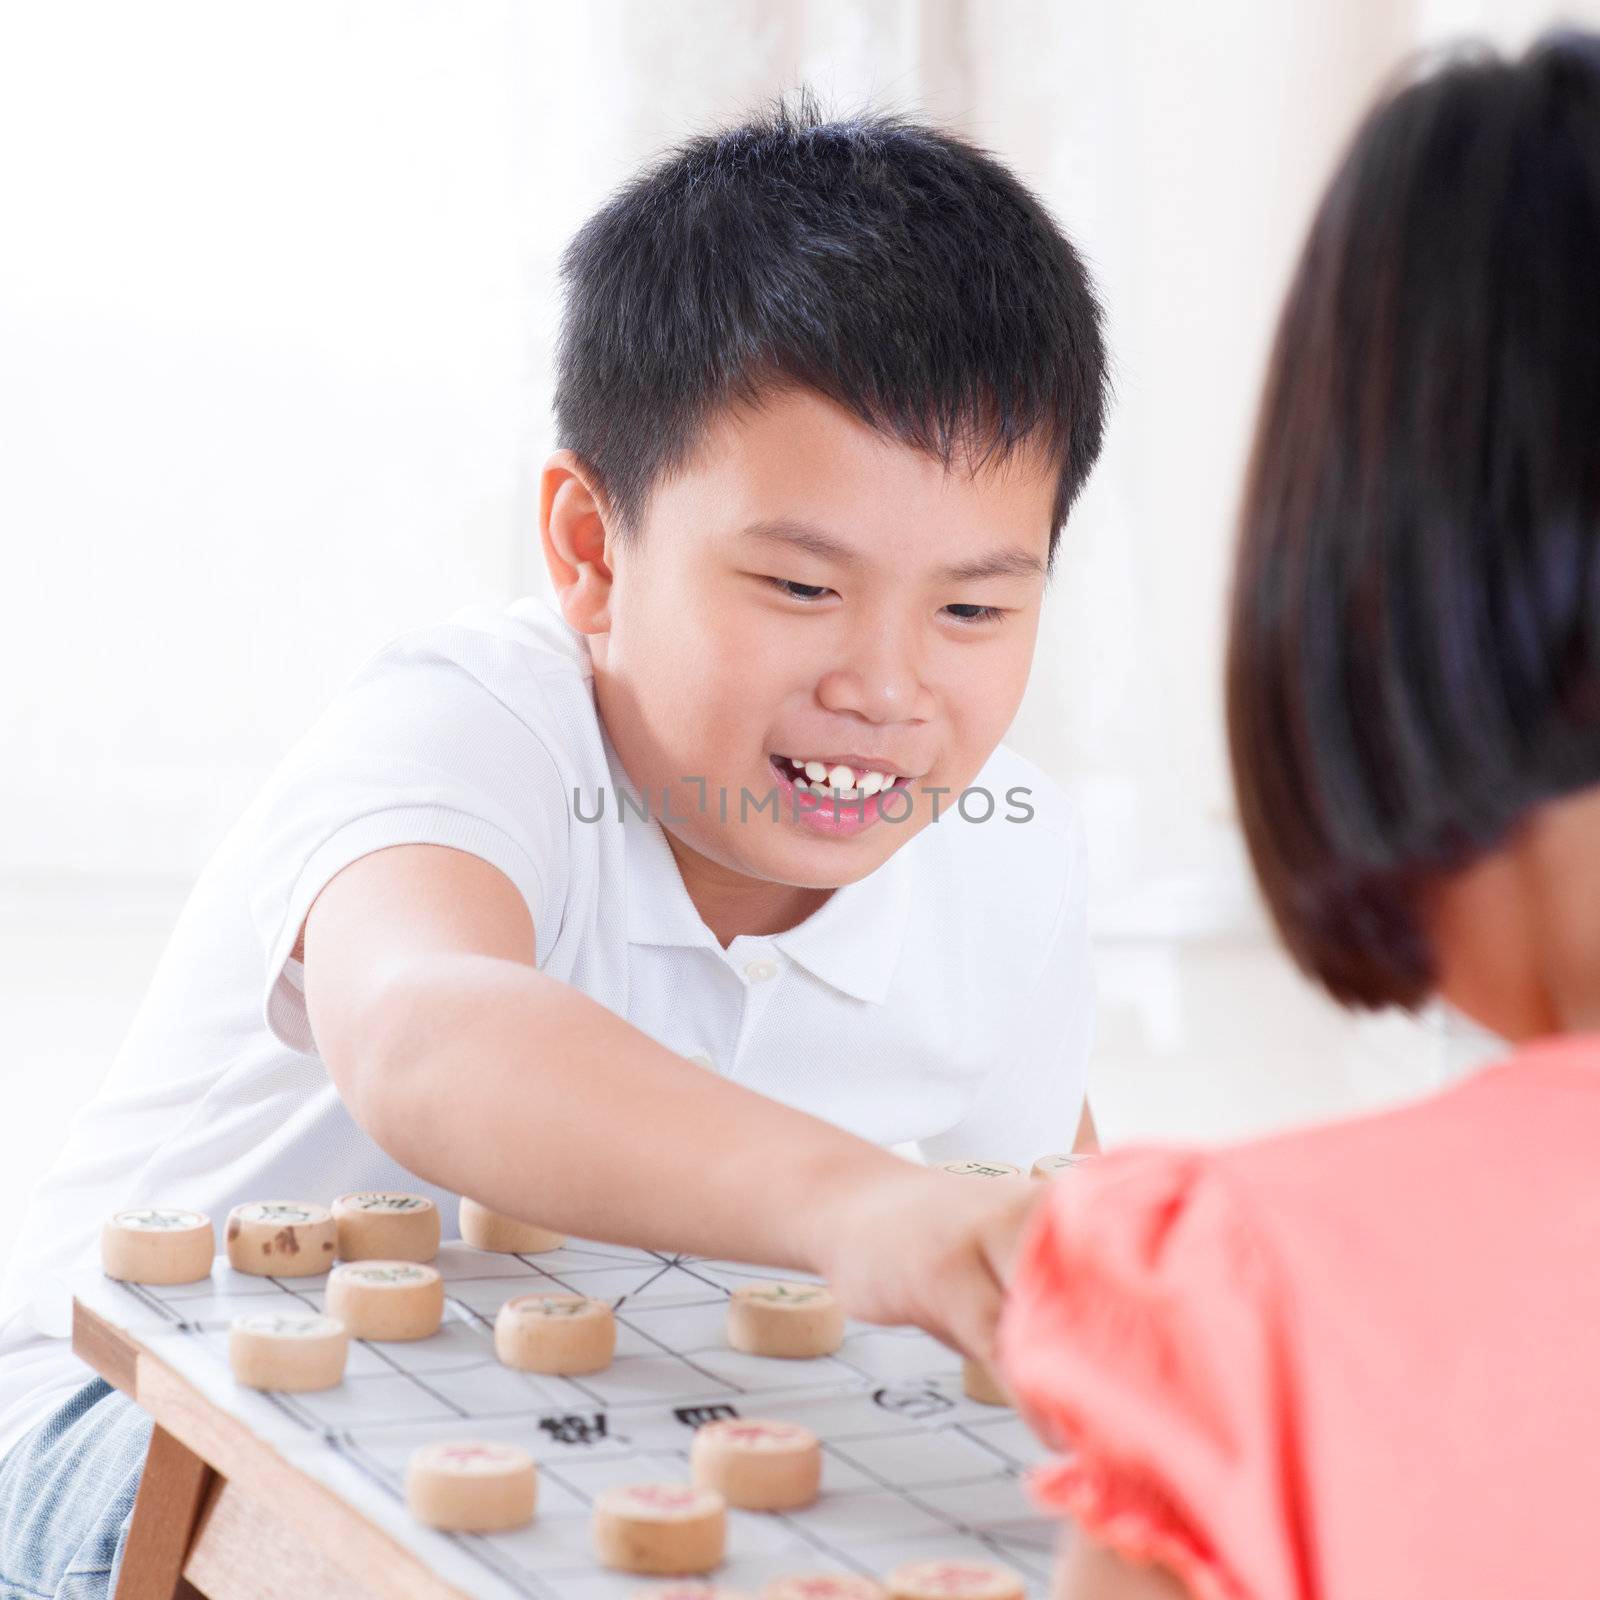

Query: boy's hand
806;1165;1045;1365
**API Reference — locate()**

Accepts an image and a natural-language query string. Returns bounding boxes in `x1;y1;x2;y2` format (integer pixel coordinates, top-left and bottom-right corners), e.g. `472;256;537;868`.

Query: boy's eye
769;578;832;601
764;578;1001;624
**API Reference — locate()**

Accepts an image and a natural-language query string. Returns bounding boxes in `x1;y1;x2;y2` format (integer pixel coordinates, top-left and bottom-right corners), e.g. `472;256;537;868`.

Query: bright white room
4;0;1559;1265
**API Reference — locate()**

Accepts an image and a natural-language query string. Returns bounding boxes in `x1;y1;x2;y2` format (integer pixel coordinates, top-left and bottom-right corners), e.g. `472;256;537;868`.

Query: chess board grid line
336;1415;650;1598
122;1276;186;1325
491;1257;718;1405
259;1383;327;1439
515;1454;597;1513
610;1307;750;1397
508;1243;667;1268
331;1417;885;1596
272;1277;472;1421
330;1408;1023;1471
524;1260;720;1312
280;1345;907;1430
601;1257;678;1309
624;1342;862;1393
518;1255;692;1314
337;1427;555;1600
294;1397;628;1435
154;1306;886;1394
316;1370;1054;1555
331;1366;967;1433
329;1408;1033;1465
137;1316;985;1447
609;1257;877;1392
444;1294;610;1410
809;1346;882;1388
350;1464;1048;1524
124;1287;332;1445
666;1257;749;1298
739;1497;901;1584
611;1293;733;1313
808;1434;1013;1557
492;1255;758;1398
949;1419;1036;1476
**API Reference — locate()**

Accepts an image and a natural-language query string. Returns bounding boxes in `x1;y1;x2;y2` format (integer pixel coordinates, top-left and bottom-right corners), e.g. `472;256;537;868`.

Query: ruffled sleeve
999;1151;1305;1600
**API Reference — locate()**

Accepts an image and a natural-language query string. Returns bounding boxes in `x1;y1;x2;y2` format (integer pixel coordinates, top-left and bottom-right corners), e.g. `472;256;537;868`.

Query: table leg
114;1423;215;1600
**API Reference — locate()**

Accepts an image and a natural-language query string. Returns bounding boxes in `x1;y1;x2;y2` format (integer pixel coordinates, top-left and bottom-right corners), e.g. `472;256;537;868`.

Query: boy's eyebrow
937;549;1047;583
742;519;861;566
741;519;1045;583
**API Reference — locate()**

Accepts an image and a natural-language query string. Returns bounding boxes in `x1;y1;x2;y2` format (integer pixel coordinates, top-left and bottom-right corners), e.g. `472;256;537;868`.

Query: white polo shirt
0;598;1092;1460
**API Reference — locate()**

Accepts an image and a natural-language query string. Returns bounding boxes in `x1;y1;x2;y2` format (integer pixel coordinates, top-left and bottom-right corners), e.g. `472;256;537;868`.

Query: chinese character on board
537;1412;609;1445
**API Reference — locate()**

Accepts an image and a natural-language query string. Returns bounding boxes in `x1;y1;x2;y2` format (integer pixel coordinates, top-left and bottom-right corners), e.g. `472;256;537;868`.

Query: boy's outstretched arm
302;842;1040;1364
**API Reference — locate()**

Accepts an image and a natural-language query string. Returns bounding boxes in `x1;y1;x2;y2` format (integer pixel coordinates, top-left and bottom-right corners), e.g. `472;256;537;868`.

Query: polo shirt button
689;1052;715;1070
743;958;779;983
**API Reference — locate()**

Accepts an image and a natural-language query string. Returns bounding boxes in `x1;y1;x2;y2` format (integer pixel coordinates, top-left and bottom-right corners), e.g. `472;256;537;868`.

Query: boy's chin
674;822;893;892
734;830;898;891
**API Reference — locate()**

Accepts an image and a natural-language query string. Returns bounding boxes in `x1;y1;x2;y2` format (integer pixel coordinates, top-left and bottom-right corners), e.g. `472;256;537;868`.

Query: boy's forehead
646;387;1058;560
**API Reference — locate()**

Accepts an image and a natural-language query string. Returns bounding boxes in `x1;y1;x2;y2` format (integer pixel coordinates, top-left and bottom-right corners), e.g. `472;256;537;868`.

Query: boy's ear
540;451;616;635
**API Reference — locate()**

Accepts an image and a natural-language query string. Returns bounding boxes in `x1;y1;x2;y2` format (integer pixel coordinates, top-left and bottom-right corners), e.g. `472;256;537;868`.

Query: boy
0;98;1107;1590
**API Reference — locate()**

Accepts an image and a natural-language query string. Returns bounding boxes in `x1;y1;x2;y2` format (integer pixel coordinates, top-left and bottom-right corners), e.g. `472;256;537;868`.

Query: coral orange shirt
999;1035;1600;1600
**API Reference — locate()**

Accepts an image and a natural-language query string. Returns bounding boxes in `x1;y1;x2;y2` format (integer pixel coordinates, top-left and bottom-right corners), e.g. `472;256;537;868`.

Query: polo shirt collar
603;731;912;1005
769;846;912;1005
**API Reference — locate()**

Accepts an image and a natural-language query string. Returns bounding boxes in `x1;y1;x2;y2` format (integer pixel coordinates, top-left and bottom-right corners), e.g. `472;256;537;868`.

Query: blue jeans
0;1381;151;1600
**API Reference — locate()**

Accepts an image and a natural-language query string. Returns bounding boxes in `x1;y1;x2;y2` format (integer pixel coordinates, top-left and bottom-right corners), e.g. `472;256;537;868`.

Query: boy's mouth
767;753;913;801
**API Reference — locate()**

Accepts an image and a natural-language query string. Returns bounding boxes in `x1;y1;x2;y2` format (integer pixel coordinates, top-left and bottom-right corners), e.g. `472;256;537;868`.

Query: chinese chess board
71;1239;1058;1599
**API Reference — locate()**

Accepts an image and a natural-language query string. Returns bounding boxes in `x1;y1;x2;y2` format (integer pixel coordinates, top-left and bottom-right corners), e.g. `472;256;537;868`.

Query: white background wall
6;0;1589;907
0;0;1405;907
1;0;1590;1263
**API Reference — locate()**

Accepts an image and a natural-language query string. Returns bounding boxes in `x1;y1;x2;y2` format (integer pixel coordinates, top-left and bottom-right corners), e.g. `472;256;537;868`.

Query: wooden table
73;1299;466;1600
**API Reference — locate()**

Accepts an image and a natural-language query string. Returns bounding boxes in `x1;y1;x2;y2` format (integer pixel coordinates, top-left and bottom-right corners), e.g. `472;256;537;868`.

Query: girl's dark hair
554;93;1108;559
1228;32;1600;1009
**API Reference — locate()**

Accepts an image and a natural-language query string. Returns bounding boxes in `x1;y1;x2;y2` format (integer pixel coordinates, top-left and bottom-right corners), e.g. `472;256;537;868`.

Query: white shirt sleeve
917;810;1095;1166
245;640;573;1054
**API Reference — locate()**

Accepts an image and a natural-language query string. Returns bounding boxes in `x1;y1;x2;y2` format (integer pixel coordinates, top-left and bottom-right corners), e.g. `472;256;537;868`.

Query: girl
1003;31;1600;1600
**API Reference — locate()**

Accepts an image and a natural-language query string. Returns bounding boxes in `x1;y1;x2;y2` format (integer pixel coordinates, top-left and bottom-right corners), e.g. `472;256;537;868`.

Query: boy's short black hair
1227;32;1600;1009
554;93;1108;558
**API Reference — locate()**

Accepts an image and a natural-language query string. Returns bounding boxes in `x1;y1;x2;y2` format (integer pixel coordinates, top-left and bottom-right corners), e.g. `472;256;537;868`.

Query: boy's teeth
780;756;899;796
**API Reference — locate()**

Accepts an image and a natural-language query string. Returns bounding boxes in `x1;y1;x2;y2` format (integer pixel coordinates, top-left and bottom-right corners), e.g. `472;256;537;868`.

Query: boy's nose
815;631;927;724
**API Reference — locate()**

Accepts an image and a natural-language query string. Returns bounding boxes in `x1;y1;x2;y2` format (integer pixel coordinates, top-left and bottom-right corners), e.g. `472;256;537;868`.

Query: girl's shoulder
1001;1038;1600;1600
